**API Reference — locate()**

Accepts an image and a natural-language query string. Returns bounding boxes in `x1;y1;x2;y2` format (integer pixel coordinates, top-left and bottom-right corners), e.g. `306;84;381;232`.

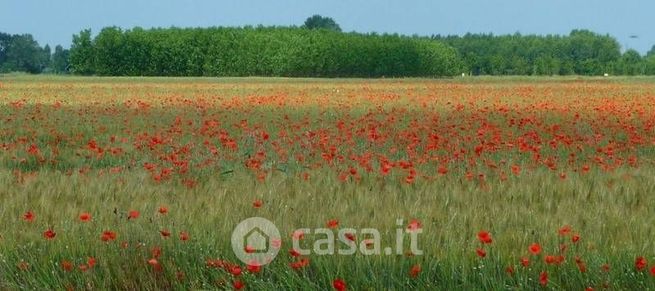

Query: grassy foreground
0;76;654;290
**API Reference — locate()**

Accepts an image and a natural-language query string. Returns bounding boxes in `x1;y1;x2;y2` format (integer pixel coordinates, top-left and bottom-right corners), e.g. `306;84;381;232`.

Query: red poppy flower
88;257;96;268
289;248;301;257
650;266;655;277
511;164;521;175
476;248;486;258
230;266;242;276
545;255;565;265
27;144;40;155
232;280;245;290
539;271;548;286
333;278;347;291
247;261;261;273
79;264;89;272
253;199;263;208
326;219;339;229
160;230;171;238
404;175;415;184
380;161;393;175
179;231;189;241
158;206;168;214
151;246;162;258
558;225;572;236
477;230;492;244
128;210;140;220
143;162;156;171
520;257;529;267
289;257;310;269
407;219;422;232
529;243;541;255
505;266;514;275
344;232;356;242
571;234;580;243
61;260;73;272
576;260;587;273
635;256;647;271
43;229;56;240
148;258;162;272
79;212;92;222
23;211;35;222
581;164;590;173
101;230;117;242
409;264;421;278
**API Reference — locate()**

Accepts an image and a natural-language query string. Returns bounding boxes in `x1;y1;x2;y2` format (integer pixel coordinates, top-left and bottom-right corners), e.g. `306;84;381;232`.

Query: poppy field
1;76;655;290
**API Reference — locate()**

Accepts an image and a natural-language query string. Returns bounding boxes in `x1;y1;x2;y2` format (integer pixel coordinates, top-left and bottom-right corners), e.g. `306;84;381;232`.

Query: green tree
618;49;643;75
69;29;95;75
302;15;341;32
51;45;70;73
0;32;12;67
644;55;655;75
94;27;125;75
568;30;620;75
2;34;45;73
42;44;52;72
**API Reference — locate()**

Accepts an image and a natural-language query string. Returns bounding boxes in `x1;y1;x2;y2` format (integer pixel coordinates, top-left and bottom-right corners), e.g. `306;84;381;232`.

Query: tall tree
0;32;12;67
644;54;655;75
618;49;643;75
302;15;341;32
69;29;95;75
42;44;52;71
93;27;125;75
52;45;70;73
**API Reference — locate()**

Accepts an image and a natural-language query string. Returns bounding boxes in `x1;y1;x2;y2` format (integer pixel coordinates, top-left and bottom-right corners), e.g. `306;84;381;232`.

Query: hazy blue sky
1;0;653;54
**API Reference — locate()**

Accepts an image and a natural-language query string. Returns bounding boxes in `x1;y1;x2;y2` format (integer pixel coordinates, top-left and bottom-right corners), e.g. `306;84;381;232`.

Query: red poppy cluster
21;206;190;277
474;225;655;288
4;82;654;190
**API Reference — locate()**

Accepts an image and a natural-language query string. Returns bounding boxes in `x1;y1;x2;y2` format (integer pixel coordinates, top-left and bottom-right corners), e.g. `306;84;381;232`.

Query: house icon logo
231;217;281;266
244;227;269;253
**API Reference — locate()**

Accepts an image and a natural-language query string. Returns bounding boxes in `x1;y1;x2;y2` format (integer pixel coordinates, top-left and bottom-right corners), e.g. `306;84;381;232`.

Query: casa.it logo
232;217;424;266
231;217;282;266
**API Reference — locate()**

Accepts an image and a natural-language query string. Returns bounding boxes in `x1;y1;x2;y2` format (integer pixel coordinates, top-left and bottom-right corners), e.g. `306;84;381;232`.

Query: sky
1;0;653;54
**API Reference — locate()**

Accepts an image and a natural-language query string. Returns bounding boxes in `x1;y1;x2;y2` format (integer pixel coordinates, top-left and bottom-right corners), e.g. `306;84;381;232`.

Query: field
1;76;655;290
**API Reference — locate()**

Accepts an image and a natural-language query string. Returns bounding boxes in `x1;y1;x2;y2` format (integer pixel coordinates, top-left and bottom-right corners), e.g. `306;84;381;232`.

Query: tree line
433;30;655;76
68;26;460;77
2;19;655;77
0;32;69;74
